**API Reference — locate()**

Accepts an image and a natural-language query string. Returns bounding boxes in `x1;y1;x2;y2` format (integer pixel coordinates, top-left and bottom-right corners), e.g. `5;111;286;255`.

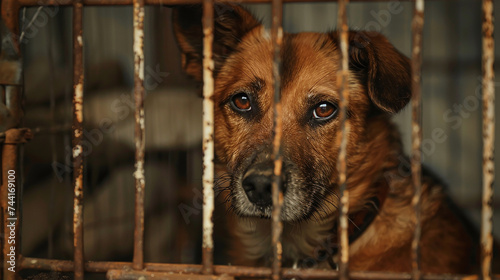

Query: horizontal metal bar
0;61;22;86
107;270;235;280
0;128;33;144
20;257;500;280
13;0;414;6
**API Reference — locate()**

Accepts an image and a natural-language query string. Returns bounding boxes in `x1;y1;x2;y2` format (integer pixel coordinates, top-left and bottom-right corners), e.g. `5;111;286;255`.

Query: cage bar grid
15;257;500;280
0;0;497;279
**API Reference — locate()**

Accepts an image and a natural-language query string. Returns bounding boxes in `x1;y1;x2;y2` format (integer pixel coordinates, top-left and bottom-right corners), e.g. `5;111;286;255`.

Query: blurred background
0;0;498;278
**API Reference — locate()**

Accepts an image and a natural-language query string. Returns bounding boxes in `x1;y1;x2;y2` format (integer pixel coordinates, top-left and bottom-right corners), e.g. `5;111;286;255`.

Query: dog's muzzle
242;161;285;208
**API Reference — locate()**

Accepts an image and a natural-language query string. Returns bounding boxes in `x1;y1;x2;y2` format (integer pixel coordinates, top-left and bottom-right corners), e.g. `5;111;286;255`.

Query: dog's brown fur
173;4;474;273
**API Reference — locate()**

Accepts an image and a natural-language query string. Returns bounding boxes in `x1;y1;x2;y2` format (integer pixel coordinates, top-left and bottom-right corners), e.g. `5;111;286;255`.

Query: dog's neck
323;178;390;269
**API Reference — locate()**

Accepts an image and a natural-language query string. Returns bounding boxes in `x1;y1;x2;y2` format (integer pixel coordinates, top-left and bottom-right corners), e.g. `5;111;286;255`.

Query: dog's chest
234;217;336;268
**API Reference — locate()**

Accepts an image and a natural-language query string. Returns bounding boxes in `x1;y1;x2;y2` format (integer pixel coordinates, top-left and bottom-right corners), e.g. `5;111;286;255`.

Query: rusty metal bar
132;0;146;270
0;1;20;50
336;0;350;279
201;0;215;274
0;61;22;86
71;0;85;279
1;10;24;280
271;0;283;279
19;257;500;280
10;0;414;6
410;1;424;280
0;0;419;37
107;270;235;280
481;0;494;279
0;0;420;37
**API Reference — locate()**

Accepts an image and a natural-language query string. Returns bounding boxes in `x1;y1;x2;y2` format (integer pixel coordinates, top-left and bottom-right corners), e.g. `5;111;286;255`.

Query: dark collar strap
325;181;389;269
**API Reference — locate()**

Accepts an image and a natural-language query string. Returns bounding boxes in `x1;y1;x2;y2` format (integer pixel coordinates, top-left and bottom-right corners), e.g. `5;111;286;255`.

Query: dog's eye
313;102;337;121
231;92;252;112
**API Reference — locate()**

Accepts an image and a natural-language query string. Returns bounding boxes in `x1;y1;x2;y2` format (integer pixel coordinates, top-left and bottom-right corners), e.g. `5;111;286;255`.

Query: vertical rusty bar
201;0;215;274
481;0;494;279
72;0;85;279
336;0;349;279
133;0;146;270
271;0;283;279
1;0;20;50
411;0;424;280
1;10;23;280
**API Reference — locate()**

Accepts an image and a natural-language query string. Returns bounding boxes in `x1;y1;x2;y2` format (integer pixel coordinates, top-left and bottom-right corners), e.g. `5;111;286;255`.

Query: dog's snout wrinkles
242;174;273;207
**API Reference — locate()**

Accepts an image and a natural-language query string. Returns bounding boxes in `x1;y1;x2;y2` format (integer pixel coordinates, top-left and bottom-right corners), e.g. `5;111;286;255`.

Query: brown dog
172;4;474;273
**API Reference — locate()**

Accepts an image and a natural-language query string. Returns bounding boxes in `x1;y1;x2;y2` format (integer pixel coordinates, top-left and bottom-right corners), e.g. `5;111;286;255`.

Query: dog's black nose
242;174;273;207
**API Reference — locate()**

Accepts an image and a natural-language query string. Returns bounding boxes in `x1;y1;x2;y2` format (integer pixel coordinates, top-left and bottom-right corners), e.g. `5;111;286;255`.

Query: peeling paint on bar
72;144;82;159
133;0;146;271
73;179;83;229
133;3;145;81
271;0;283;279
202;0;215;274
481;0;494;279
411;0;424;279
74;129;82;139
339;193;349;264
133;159;145;182
74;82;83;124
337;0;350;279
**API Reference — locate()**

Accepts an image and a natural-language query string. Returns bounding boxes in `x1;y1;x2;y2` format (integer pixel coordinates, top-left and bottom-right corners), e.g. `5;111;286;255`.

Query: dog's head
173;4;411;222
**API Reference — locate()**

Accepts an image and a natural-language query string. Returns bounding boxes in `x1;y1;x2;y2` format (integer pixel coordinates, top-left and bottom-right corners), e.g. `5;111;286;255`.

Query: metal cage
0;0;497;279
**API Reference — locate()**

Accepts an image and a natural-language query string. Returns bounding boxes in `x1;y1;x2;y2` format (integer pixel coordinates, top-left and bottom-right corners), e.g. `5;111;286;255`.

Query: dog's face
173;4;411;222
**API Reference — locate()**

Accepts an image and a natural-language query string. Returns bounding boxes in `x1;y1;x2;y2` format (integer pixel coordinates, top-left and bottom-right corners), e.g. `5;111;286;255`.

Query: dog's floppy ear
172;4;261;81
336;31;411;114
